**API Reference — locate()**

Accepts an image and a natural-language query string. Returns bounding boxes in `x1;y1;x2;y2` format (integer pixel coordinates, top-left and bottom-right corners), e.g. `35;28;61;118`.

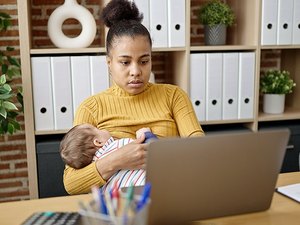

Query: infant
60;123;157;192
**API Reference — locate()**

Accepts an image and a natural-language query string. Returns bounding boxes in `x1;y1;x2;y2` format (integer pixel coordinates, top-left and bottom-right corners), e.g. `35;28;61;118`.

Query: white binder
50;56;73;130
190;53;206;122
206;53;223;121
31;57;54;131
277;0;294;45
71;56;92;115
134;0;150;32
261;0;278;45
149;0;168;48
292;0;300;45
90;55;109;95
222;53;239;120
167;0;185;47
238;52;255;119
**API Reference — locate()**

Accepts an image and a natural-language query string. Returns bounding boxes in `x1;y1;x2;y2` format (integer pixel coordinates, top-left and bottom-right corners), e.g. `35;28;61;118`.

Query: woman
63;0;204;194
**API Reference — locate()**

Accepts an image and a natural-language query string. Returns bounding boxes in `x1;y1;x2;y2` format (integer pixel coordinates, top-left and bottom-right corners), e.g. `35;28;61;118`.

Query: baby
60;123;157;192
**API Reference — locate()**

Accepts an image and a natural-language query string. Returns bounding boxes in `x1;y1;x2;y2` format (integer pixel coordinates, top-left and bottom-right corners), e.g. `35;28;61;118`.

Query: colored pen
111;182;120;214
100;191;108;215
122;183;135;224
136;182;151;212
91;185;100;212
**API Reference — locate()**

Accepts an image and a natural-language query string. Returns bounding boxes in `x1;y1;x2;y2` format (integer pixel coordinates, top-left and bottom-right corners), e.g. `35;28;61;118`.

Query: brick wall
0;0;29;202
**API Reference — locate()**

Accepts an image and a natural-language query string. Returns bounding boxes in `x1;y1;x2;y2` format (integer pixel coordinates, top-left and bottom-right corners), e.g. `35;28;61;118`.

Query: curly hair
101;0;152;55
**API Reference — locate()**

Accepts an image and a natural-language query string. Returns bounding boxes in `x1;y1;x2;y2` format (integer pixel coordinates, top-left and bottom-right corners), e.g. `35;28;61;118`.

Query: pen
111;182;120;215
100;191;108;215
122;183;135;224
136;182;151;212
91;185;100;212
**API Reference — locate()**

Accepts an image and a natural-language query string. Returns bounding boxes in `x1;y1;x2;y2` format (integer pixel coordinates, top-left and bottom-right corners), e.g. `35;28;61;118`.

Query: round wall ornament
48;0;97;48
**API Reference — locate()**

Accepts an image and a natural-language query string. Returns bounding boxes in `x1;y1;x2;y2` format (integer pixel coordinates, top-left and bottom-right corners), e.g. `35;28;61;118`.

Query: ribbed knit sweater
64;83;204;194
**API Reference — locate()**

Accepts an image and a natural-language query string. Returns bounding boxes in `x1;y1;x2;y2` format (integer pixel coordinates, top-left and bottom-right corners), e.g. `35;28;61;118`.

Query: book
276;183;300;203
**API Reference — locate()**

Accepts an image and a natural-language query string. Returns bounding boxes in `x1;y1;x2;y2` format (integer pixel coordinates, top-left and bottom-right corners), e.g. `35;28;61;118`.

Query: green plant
260;69;296;95
0;12;23;135
197;0;235;27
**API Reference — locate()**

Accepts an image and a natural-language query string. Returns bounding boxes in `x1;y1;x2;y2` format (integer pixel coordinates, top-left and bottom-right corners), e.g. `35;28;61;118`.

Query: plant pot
263;94;285;114
204;24;227;45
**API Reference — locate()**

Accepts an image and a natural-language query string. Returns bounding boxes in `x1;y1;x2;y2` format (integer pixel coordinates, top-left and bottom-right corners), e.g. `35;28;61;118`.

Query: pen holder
79;197;150;225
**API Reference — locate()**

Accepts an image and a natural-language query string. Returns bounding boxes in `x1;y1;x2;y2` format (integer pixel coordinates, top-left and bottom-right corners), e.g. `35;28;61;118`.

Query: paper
276;183;300;203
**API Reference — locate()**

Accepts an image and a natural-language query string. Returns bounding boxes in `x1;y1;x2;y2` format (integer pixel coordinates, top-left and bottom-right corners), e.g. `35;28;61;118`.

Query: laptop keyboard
21;212;81;225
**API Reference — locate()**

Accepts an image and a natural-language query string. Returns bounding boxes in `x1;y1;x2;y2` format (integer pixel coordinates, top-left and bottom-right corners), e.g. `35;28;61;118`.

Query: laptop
145;129;290;225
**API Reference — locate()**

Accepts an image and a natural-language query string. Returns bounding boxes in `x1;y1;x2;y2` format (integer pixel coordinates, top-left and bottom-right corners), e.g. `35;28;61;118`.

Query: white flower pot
263;94;285;114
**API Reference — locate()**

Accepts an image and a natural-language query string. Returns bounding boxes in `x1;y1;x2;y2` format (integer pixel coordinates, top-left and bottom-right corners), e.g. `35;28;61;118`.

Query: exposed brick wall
0;0;29;202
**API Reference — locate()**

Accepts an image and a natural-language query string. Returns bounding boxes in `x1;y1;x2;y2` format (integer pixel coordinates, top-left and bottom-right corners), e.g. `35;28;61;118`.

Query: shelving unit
17;0;300;199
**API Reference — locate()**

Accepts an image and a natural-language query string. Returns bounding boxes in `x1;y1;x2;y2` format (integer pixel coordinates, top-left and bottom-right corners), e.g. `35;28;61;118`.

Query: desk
0;172;299;225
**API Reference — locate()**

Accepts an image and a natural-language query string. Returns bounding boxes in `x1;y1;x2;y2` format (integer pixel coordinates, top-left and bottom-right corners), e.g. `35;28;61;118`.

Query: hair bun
101;0;143;28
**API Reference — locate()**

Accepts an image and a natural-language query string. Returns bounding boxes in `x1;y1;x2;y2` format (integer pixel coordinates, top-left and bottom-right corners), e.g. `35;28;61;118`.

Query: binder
277;0;294;45
50;56;73;130
70;56;91;115
167;0;185;47
31;57;54;131
238;52;255;119
190;53;206;121
134;0;150;32
261;0;278;45
206;53;223;121
292;0;300;45
90;55;109;95
149;0;168;48
222;53;239;120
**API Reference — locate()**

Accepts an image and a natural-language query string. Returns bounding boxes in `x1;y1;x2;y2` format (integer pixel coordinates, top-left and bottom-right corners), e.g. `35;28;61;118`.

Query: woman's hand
95;134;147;181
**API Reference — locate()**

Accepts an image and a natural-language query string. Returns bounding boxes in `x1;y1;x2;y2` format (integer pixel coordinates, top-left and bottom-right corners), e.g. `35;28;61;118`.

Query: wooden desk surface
0;172;299;225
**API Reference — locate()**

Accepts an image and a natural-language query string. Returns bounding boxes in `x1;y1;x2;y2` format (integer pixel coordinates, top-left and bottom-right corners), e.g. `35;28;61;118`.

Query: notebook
145;129;290;225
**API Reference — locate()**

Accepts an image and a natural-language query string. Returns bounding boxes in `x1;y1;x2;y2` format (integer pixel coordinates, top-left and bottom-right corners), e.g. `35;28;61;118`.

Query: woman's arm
64;131;147;194
172;87;205;137
95;136;147;179
63;162;106;194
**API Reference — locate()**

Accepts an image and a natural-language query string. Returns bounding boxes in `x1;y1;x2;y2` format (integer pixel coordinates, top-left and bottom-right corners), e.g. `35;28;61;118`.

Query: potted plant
260;69;296;114
197;0;235;45
0;12;23;134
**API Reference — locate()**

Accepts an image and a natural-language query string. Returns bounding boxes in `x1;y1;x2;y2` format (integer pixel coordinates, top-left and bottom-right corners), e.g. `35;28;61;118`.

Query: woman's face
107;35;152;95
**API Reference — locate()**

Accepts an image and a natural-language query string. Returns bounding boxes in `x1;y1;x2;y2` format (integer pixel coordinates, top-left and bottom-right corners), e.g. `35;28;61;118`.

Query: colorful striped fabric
93;137;145;193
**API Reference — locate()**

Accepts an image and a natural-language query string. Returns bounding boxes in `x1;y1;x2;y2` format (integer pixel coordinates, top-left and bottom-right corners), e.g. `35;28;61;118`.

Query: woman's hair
60;124;99;169
101;0;152;55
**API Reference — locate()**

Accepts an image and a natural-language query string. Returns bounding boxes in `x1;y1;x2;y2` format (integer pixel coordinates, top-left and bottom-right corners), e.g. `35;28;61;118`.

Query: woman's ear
106;56;112;75
93;138;102;147
106;55;111;67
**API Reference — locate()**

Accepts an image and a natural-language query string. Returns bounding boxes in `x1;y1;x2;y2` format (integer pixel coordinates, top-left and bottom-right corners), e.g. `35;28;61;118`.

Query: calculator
21;212;81;225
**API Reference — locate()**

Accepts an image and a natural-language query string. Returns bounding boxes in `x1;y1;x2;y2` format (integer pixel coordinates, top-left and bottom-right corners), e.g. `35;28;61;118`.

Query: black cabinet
259;121;300;173
281;126;300;173
36;138;68;198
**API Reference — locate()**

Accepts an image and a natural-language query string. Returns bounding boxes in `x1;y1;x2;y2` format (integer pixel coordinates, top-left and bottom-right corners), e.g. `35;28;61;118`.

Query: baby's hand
136;127;151;139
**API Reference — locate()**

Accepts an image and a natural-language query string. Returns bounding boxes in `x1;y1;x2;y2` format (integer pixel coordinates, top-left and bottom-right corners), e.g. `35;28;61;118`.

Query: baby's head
60;124;111;169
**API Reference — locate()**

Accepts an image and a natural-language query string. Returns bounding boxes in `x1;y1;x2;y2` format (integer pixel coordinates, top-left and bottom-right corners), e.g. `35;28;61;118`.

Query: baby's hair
101;0;152;55
60;124;99;169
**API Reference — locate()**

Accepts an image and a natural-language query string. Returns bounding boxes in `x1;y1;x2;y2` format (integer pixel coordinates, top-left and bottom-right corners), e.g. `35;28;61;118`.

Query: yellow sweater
64;83;204;194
